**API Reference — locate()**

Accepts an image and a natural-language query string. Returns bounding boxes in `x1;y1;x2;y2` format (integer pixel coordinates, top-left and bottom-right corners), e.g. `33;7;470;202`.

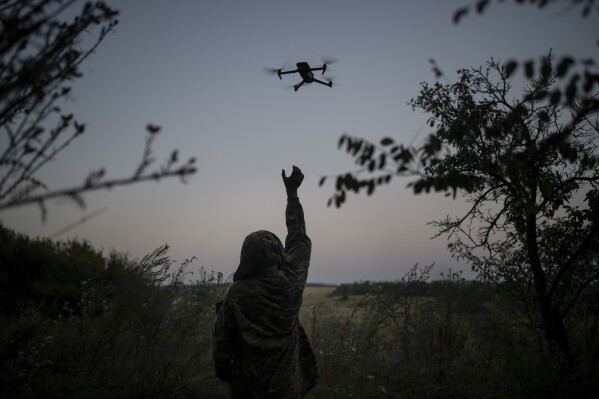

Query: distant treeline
305;282;337;287
329;279;497;303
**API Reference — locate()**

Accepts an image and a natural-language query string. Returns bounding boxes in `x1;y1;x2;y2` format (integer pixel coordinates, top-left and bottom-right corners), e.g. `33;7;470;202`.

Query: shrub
0;224;229;398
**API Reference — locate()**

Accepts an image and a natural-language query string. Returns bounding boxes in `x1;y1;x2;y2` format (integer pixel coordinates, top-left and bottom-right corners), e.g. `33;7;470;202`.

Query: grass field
300;286;364;322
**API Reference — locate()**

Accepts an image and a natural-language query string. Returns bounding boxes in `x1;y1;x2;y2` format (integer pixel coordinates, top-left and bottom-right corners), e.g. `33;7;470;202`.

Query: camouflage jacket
212;196;319;399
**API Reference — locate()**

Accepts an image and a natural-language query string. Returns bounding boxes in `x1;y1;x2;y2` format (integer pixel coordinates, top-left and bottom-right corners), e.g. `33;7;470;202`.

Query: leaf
170;149;178;163
379;153;386;169
565;74;580;103
558;142;578;162
582;5;590;17
367;181;375;195
146;124;161;134
556;57;574;78
540;60;551;78
380;137;394;146
524;61;534;79
504;61;518;77
368;160;376;172
429;59;444;78
74;121;85;135
351;140;363;156
476;0;489;14
453;7;469;24
412;180;425;195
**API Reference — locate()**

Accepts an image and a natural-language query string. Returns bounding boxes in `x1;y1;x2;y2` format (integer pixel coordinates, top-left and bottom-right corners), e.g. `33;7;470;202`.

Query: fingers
283;166;303;186
292;165;303;175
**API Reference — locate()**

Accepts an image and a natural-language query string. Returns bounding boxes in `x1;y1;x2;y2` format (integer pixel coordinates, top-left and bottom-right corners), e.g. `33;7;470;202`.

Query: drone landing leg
294;80;305;92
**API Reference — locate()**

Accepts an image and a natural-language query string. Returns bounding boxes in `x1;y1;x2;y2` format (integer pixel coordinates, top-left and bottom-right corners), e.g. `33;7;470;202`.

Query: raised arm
281;166;311;284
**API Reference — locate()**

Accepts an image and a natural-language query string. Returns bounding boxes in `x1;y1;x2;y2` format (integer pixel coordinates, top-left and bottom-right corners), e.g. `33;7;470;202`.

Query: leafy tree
453;0;599;28
329;55;598;379
0;0;197;220
322;1;599;382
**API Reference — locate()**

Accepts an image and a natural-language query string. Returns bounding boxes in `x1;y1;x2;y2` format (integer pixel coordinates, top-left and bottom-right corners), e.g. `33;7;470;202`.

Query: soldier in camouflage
212;165;319;398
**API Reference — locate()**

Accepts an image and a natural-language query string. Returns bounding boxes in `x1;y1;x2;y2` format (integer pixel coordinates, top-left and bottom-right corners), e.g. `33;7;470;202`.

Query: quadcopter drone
265;59;337;92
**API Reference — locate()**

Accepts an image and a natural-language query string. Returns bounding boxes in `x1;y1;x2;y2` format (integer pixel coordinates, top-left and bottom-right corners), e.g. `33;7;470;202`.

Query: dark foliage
308;265;599;398
0;222;228;398
321;0;599;388
329;278;497;308
0;0;197;219
0;223;107;316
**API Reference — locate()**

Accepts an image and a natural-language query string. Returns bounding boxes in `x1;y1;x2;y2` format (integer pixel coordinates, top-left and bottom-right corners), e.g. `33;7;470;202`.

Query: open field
300;286;365;322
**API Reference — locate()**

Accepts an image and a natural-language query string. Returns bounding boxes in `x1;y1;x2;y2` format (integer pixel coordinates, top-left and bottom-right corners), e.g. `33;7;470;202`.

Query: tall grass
2;228;597;398
1;241;229;398
303;265;599;399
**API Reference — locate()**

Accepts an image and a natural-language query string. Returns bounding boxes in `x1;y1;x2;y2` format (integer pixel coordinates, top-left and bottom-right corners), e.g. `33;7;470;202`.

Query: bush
0;224;229;398
303;266;599;399
0;225;107;317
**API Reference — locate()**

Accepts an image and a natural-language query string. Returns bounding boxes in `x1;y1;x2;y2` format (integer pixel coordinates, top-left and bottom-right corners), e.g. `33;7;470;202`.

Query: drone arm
313;78;332;88
310;66;327;75
279;69;298;76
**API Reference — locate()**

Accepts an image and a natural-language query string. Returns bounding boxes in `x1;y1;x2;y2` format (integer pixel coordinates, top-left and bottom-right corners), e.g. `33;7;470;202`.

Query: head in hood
233;230;285;281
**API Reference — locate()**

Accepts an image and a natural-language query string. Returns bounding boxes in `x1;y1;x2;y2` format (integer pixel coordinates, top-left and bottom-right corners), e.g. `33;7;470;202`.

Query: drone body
267;60;336;92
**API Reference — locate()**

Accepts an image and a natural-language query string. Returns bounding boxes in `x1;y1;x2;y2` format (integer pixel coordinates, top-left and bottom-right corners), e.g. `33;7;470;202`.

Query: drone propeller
262;64;289;79
262;67;278;75
320;55;339;65
319;56;338;75
262;67;281;79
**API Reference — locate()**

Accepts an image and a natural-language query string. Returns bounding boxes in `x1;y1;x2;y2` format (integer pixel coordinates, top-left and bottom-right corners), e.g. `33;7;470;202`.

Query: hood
233;230;285;281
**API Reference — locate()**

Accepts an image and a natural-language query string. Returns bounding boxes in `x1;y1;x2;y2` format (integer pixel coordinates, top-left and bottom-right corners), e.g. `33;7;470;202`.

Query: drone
264;59;337;92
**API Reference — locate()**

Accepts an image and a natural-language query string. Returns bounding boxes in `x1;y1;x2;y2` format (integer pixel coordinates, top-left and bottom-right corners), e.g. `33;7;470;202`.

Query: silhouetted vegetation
307;265;599;398
0;0;196;219
3;1;598;397
325;54;599;387
0;223;228;398
1;225;598;397
321;1;599;389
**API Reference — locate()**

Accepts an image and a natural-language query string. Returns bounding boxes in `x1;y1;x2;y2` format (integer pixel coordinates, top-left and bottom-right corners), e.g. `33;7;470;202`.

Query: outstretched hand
282;165;304;196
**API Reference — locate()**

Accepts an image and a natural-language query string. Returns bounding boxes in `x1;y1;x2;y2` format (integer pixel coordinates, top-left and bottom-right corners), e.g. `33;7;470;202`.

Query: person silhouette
212;165;319;398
